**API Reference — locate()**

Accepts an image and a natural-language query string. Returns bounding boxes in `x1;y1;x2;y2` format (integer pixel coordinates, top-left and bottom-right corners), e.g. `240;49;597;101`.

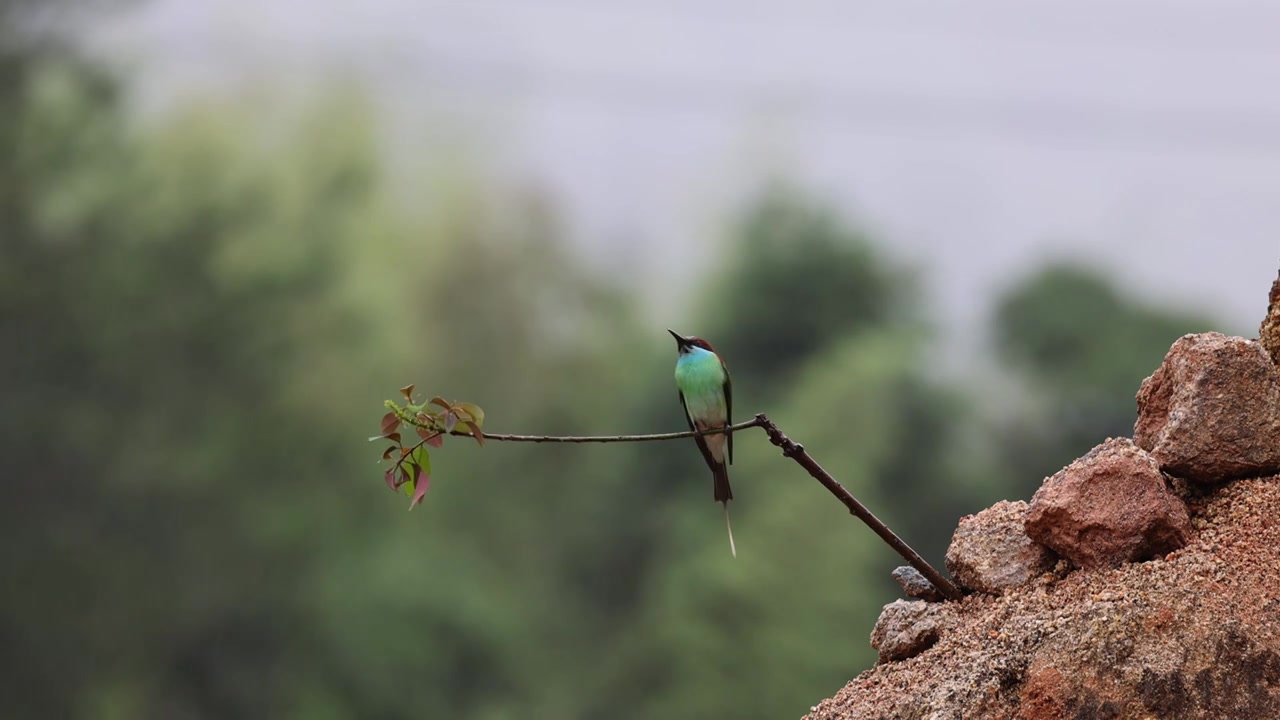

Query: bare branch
423;411;963;602
750;413;964;602
441;418;765;444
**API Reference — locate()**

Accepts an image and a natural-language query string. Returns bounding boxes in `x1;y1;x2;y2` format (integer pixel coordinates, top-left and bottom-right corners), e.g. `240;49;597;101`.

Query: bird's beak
667;328;690;344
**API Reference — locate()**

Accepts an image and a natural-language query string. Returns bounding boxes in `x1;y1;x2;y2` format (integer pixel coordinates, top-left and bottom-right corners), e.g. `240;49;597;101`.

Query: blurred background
4;0;1276;717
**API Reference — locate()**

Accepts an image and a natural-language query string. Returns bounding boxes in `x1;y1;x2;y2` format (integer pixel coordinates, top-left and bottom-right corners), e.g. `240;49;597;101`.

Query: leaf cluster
371;384;485;508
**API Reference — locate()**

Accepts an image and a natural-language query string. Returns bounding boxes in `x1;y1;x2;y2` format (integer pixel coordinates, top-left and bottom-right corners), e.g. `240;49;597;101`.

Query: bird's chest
675;354;726;417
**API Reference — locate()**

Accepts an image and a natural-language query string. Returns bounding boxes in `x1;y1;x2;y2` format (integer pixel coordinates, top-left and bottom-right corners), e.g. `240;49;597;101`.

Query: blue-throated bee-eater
669;329;736;556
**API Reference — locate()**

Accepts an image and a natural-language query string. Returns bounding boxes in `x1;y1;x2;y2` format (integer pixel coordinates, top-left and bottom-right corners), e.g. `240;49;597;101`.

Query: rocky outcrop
806;477;1280;720
1025;438;1191;569
805;275;1280;719
946;500;1055;594
1134;333;1280;483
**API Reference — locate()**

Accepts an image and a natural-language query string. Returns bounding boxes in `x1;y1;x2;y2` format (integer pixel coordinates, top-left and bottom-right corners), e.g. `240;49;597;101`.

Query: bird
669;329;736;557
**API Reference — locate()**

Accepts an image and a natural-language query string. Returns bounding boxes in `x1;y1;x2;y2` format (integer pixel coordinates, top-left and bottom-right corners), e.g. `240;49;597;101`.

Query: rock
1260;270;1280;366
890;566;944;602
1025;438;1191;569
869;599;954;663
804;477;1280;720
1134;332;1280;482
945;500;1055;595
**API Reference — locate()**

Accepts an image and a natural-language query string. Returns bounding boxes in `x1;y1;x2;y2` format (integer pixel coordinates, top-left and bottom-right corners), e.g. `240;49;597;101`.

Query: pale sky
96;0;1280;341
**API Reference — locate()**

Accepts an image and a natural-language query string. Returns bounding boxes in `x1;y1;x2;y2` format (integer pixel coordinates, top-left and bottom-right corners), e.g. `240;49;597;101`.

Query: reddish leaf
409;466;431;509
385;432;401;444
464;420;485;447
400;384;416;401
380;412;399;436
429;396;452;411
414;426;445;447
382;445;397;460
384;466;400;491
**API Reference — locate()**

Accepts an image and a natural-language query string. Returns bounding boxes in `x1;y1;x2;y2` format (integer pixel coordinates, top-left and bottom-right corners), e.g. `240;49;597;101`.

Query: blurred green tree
0;15;383;716
700;188;915;406
991;262;1218;493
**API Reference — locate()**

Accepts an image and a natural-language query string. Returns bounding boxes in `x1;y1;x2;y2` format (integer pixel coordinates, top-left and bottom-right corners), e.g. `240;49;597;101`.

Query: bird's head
668;329;716;355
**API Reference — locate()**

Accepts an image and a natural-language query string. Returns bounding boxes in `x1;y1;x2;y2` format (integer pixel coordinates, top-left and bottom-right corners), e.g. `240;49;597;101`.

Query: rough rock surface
1260;270;1280;366
805;477;1280;720
1025;438;1191;569
946;500;1055;595
1134;332;1280;482
891;566;943;603
868;600;955;663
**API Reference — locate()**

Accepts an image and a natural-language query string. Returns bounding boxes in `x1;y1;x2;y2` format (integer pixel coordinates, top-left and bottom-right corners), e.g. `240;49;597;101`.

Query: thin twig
442;418;765;443
418;412;963;602
750;413;964;601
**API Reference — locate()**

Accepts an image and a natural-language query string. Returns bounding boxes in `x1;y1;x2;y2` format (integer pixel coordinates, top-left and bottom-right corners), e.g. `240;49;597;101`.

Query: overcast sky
98;0;1280;339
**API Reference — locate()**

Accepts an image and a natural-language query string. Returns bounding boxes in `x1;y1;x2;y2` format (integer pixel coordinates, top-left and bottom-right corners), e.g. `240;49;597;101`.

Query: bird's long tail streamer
724;503;736;558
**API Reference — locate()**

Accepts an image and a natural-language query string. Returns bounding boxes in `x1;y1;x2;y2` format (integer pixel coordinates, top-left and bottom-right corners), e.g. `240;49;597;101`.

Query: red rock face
1025;438;1191;569
804;478;1280;720
946;500;1055;595
804;284;1280;720
1134;332;1280;483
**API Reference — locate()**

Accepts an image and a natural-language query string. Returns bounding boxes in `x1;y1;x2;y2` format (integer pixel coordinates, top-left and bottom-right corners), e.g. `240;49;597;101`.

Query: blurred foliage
992;263;1218;493
2;3;1230;718
701;189;915;406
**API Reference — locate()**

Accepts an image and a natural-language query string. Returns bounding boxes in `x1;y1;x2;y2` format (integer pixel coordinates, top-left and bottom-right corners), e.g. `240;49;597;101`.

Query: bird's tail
714;462;735;557
723;501;736;558
713;461;733;504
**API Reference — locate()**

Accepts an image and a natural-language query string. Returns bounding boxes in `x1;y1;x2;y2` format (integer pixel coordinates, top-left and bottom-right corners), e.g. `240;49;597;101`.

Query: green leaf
456;402;485;429
409;445;431;475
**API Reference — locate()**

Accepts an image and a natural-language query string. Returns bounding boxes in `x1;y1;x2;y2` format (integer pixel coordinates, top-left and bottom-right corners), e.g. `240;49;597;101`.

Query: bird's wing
722;362;733;464
679;390;719;472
